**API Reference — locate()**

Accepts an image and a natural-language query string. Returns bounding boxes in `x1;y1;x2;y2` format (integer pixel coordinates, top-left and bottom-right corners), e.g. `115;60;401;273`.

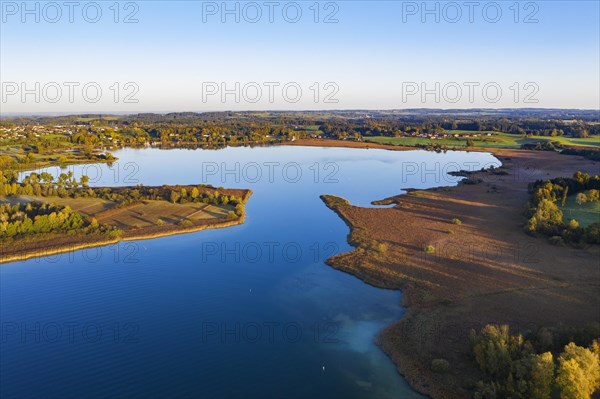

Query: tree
527;199;564;234
529;352;555;399
561;186;569;206
40;172;53;185
234;204;244;217
556;343;600;399
576;193;588;205
89;217;99;230
568;219;580;229
191;187;200;200
170;190;180;204
471;324;513;378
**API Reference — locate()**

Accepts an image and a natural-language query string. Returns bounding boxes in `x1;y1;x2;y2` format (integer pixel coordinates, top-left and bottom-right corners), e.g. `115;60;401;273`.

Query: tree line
526;172;600;245
0;201;109;239
470;324;599;399
1;171;245;211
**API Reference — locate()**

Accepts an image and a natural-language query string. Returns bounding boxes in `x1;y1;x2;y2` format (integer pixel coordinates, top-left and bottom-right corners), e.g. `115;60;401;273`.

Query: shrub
178;219;193;227
108;229;123;239
568;219;580;229
585;222;600;244
156;219;164;226
376;242;388;254
424;245;435;254
431;358;450;373
451;218;462;225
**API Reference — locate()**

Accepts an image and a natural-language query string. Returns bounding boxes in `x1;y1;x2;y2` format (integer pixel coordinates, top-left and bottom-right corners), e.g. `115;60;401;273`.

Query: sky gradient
1;0;599;113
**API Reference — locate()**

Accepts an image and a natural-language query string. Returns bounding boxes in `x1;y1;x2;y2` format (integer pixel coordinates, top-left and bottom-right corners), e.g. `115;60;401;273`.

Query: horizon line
2;107;600;119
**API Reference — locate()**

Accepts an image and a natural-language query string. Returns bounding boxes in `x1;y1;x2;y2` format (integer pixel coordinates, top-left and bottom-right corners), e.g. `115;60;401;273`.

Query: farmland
365;131;600;149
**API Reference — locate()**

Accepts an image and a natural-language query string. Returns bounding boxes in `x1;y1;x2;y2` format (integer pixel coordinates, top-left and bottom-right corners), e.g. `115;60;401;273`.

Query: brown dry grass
321;148;600;398
95;201;231;229
16;196;115;217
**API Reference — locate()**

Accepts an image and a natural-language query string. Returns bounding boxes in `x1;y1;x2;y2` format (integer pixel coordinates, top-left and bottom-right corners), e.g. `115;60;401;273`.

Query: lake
1;146;500;398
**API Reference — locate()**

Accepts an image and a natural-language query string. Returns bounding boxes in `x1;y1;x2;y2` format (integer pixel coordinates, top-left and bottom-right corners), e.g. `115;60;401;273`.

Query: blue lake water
2;146;499;398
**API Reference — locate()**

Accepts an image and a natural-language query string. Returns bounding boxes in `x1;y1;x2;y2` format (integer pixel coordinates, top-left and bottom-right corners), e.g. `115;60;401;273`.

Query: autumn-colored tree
556;343;600;399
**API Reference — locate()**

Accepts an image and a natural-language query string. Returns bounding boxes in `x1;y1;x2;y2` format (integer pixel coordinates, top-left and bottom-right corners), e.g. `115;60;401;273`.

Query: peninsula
0;171;251;263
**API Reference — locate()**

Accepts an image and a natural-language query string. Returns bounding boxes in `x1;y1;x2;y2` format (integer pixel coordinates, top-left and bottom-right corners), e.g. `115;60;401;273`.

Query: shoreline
284;138;509;153
1;188;252;265
317;142;600;398
0;216;246;265
282;138;416;152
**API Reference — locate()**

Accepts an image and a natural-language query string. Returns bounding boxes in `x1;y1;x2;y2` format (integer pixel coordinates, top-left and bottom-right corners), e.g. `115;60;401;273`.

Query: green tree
529;352;555;399
471;324;513;378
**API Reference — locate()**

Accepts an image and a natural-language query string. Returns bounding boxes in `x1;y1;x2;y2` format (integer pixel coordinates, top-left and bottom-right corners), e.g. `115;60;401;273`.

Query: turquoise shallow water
2;146;499;398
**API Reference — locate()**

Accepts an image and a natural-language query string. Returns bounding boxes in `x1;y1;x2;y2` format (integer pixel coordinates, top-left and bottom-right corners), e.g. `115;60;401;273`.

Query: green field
75;116;122;122
560;197;600;227
365;132;600;149
296;125;322;133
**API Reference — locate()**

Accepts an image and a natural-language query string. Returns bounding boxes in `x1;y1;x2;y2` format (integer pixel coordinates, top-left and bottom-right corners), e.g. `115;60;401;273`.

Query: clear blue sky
1;0;599;113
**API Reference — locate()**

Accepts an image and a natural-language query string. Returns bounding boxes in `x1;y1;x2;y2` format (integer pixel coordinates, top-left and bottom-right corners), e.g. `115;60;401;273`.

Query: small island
0;170;251;263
